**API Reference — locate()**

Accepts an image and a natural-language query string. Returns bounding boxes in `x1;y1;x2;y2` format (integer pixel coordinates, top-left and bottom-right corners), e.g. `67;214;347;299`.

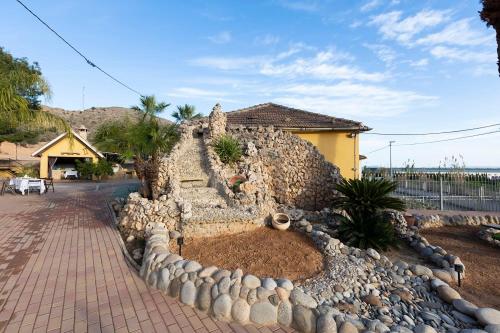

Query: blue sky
2;0;500;167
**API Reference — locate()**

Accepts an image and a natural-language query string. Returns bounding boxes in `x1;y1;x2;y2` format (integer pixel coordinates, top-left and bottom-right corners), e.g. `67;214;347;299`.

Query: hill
43;106;172;141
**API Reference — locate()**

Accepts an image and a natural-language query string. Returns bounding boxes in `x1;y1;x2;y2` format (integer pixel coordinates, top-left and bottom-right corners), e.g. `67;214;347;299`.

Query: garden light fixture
454;264;464;287
177;236;184;256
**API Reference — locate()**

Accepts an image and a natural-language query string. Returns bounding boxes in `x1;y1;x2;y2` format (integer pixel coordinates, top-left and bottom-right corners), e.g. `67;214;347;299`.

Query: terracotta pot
272;213;290;231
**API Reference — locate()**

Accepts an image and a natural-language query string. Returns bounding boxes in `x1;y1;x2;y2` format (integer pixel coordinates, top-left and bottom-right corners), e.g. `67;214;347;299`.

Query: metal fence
366;173;500;212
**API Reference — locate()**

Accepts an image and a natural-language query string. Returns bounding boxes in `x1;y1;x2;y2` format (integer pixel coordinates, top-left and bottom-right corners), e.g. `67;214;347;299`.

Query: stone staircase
177;135;263;237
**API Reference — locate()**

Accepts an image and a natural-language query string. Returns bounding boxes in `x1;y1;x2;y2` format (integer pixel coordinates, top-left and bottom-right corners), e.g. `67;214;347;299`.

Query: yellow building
227;103;370;179
31;126;104;179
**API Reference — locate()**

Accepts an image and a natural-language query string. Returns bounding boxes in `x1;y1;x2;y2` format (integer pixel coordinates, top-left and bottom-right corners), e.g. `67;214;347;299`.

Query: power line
395;129;500;146
365;123;500;136
15;0;144;97
366;144;389;154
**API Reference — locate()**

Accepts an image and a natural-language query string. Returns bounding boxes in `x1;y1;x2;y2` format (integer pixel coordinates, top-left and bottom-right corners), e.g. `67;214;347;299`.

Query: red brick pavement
0;183;293;333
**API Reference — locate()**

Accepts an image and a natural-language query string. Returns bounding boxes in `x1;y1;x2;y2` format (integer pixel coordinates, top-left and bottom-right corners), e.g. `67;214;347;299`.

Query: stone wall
411;213;500;229
229;126;341;211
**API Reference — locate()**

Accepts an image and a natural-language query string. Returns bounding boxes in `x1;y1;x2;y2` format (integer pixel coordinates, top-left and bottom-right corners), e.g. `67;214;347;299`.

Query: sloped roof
31;130;104;158
226;103;370;131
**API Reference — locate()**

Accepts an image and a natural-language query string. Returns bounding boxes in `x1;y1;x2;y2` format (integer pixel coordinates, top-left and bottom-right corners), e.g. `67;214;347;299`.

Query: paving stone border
139;215;500;333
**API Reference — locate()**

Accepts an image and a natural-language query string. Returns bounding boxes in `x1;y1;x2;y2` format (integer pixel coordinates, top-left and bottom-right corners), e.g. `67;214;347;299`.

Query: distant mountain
42;106;172;141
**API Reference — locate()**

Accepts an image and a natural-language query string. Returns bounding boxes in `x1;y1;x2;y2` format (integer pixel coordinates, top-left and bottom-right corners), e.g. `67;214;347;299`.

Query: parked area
0;181;281;333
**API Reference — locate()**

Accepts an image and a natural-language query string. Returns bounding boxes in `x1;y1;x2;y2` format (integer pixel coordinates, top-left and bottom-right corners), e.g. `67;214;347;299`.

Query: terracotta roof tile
226;103;370;131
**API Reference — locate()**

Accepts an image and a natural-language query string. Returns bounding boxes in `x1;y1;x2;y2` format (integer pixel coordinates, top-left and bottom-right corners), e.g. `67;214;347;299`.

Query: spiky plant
480;0;500;76
212;135;242;165
332;178;405;251
172;104;202;123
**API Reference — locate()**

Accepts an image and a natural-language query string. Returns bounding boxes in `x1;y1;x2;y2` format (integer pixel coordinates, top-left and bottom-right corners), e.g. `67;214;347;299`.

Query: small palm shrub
493;233;500;241
213;135;242;165
337;211;397;251
333;178;405;251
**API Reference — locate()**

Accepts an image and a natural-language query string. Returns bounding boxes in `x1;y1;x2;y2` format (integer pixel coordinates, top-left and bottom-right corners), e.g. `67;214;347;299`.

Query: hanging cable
16;0;144;97
395;129;500;146
366;144;389;154
365;123;500;136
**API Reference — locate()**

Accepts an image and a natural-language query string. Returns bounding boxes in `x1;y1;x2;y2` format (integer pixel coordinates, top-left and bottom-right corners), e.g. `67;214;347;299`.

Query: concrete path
0;182;290;333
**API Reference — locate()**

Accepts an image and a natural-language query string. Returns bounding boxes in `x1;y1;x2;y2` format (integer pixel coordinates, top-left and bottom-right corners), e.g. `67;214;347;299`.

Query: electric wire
394;129;500;146
366;145;389;154
15;0;144;97
365;123;500;136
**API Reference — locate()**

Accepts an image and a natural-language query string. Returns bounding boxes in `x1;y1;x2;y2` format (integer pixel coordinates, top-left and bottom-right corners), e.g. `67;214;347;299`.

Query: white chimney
78;125;88;140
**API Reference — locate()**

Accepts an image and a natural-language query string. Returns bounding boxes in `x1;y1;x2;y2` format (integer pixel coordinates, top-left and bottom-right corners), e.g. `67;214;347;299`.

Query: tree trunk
496;25;500;76
148;152;160;201
133;157;150;199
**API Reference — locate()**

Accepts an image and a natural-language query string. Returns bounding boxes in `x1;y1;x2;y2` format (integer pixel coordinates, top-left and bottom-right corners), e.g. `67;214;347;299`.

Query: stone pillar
209;103;226;139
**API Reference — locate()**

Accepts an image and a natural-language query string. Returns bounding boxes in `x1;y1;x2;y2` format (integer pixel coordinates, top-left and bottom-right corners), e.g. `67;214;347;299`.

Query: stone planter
272;213;290;231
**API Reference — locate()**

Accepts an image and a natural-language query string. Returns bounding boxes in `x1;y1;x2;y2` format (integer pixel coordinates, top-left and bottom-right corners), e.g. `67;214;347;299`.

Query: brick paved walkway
0;182;291;333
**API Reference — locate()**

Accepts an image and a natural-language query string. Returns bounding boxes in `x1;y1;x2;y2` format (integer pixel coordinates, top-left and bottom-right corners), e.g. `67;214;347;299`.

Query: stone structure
139;214;500;333
411;213;500;229
478;227;500;247
208;103;226;139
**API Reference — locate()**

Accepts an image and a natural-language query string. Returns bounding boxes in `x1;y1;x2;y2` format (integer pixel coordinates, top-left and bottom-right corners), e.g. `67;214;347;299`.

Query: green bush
75;160;94;180
15;165;38;178
493;233;500;241
213;135;242;165
75;159;114;180
333;178;405;251
93;160;114;180
337;211;398;251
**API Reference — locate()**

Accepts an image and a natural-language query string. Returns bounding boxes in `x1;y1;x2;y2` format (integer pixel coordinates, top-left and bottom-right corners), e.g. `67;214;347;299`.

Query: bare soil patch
177;227;324;282
421;226;500;309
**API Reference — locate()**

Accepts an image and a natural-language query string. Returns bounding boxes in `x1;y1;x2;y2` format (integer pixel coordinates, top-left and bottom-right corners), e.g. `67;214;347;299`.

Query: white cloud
416;18;494;47
190;56;266;70
208;31;232;44
260;50;387;82
274;82;437;117
254;34;280;46
364;44;397;66
430;46;495;63
409;58;429;68
361;0;382;13
350;20;363;29
370;10;449;44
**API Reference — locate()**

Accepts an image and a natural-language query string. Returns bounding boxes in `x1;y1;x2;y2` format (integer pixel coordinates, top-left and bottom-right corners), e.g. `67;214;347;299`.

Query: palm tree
480;0;500;76
171;104;202;122
0;48;68;138
95;96;178;199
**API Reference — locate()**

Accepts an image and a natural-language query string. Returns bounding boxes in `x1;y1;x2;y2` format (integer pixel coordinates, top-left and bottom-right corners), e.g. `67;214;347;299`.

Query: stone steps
181;187;227;208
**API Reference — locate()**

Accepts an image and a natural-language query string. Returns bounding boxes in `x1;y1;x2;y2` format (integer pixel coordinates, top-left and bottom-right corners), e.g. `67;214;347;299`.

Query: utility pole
389;141;395;179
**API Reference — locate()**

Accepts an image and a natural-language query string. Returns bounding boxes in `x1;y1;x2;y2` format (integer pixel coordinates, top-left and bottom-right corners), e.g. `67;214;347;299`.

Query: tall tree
172;104;202;123
0;47;68;140
480;0;500;76
94;96;179;199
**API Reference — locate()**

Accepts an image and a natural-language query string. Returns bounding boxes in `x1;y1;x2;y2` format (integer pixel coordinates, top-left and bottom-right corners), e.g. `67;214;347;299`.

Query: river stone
218;276;231;294
169;278;181;298
290;289;318;308
184;260;202;273
485;324;500;333
157;268;170;291
451;310;477;324
262;278;277;290
453;299;478;316
367;248;380;260
339;321;358;333
213;294;232;320
317;313;337;333
475;308;500;326
213;269;231;282
293;305;316;333
197;282;212;311
363;294;382;307
411;265;434;277
230;282;241;301
180;280;196;306
278;301;293;327
432;269;453;283
164;253;182;265
414;324;437;333
243;274;261;289
231;299;250;324
250;302;277;325
437;285;461;303
247;289;258;305
276;287;290;301
277;278;294;291
199;266;218;278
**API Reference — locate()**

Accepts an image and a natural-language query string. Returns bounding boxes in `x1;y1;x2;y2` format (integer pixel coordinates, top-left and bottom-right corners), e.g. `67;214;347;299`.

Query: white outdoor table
9;178;46;195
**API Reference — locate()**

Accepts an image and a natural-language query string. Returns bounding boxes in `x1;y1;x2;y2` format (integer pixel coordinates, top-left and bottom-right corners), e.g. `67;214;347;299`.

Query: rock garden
111;103;500;333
